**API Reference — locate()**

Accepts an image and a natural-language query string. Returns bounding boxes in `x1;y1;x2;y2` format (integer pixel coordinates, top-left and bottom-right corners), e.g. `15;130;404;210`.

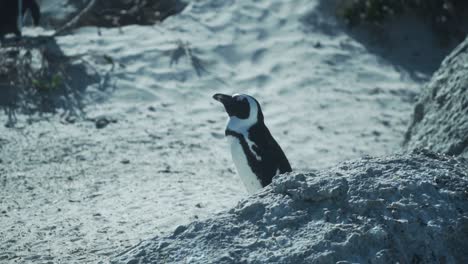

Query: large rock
112;151;468;264
404;37;468;158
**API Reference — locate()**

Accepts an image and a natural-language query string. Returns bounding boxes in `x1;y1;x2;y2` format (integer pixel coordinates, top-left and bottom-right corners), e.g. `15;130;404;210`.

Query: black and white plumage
0;0;41;39
213;93;292;193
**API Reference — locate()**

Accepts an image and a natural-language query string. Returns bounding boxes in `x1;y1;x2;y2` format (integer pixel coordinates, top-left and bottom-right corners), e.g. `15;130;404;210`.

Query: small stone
173;225;187;236
95;118;110;129
65;116;77;124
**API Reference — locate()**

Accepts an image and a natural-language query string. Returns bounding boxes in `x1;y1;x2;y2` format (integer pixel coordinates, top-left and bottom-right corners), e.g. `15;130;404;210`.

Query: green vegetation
32;74;63;92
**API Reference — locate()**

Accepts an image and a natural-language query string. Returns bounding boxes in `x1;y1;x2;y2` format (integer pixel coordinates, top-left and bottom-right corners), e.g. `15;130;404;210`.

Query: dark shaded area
63;0;187;30
0;37;101;127
0;0;41;38
337;0;468;44
40;0;187;35
303;0;468;80
86;0;186;27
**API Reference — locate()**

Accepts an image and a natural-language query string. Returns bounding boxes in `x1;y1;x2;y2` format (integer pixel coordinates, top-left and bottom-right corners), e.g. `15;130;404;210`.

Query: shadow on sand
0;36;109;127
302;0;464;82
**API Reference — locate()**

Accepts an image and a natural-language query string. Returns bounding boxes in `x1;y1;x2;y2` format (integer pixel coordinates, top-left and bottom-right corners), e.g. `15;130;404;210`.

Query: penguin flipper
269;138;292;173
277;150;292;173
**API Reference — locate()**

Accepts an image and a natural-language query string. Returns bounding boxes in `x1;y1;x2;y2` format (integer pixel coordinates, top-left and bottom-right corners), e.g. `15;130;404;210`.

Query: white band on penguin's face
227;94;259;134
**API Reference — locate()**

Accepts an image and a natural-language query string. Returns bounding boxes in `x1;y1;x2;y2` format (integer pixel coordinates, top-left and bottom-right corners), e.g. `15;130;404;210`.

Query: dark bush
338;0;468;43
76;0;187;28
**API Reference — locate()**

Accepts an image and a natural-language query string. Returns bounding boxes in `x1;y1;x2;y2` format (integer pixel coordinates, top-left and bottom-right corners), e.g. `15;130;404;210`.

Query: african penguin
213;93;292;193
0;0;41;39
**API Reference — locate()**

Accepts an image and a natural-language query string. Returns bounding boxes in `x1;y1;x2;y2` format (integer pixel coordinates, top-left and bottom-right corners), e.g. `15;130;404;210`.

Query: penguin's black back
226;121;292;187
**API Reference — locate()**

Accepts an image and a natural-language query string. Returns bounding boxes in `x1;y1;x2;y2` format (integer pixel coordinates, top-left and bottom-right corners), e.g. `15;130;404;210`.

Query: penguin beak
212;93;234;106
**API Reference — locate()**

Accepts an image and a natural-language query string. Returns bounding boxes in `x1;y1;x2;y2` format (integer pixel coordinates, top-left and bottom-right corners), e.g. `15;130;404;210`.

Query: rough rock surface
112;151;468;264
404;36;468;158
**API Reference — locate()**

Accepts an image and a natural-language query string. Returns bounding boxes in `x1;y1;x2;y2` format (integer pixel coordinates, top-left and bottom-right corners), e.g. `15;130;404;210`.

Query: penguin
213;93;292;193
0;0;41;39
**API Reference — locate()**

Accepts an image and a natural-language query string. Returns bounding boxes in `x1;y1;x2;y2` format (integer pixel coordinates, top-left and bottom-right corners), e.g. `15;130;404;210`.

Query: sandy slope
0;0;430;263
112;151;468;264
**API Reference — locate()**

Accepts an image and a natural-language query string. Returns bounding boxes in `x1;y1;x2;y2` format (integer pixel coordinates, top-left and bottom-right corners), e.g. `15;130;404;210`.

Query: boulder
404;36;468;158
112;150;468;264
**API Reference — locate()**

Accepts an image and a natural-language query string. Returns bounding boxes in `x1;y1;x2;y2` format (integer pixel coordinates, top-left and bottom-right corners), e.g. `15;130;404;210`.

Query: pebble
95;118;110;129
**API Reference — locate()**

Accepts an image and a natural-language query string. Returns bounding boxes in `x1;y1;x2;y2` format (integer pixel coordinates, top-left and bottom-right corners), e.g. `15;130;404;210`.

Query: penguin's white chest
226;135;262;194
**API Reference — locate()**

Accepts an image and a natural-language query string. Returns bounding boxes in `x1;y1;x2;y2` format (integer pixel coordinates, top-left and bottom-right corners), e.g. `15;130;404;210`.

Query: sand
0;0;453;263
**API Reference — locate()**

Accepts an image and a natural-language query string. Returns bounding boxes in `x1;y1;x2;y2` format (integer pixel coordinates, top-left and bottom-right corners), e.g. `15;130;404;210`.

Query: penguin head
213;93;264;131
